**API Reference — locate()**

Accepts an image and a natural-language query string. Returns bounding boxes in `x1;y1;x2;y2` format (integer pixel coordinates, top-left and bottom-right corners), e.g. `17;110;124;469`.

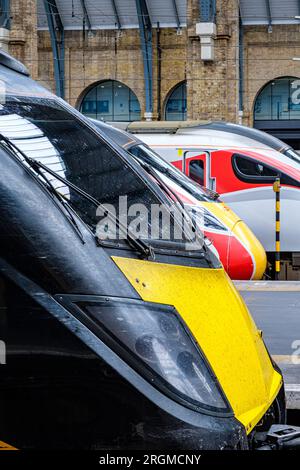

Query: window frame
232;153;300;188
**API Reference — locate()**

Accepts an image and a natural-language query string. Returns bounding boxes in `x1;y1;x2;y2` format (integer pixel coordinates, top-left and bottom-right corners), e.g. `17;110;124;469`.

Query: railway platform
235;281;300;410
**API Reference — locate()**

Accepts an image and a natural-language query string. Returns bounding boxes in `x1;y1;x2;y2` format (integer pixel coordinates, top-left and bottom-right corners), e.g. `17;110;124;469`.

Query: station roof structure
37;0;187;30
37;1;300;31
240;0;300;25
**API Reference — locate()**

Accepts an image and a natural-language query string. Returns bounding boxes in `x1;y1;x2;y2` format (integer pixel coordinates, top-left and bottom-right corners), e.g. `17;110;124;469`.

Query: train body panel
0;53;288;449
137;132;300;255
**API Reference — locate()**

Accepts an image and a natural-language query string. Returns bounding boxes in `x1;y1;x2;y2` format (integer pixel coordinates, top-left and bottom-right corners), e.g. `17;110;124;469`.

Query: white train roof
137;130;300;172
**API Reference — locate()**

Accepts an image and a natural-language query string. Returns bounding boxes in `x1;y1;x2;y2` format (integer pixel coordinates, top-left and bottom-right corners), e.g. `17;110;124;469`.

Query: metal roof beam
135;0;153;116
43;0;65;98
172;0;181;31
265;0;272;29
79;0;92;30
111;0;121;29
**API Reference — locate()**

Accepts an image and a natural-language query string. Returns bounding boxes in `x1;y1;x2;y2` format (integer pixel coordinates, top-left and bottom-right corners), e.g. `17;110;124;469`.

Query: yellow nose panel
113;257;282;434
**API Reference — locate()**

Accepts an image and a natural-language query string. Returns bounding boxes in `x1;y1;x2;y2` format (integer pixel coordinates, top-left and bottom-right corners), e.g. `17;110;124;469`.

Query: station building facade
2;0;300;147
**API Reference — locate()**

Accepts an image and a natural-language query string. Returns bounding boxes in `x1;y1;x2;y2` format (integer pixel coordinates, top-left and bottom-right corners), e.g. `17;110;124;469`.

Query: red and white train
91;119;267;280
125;121;300;277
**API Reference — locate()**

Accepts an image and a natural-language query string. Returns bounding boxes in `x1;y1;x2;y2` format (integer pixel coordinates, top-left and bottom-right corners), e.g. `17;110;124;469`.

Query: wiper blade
32;162;86;244
0;135;153;259
29;159;153;258
0;135;85;244
137;160;207;249
135;160;216;265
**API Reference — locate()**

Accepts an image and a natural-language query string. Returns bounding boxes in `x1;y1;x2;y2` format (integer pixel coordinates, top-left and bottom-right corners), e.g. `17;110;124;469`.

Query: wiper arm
0;136;85;244
29;159;154;259
136;160;216;265
137;160;207;248
31;161;86;244
0;135;153;259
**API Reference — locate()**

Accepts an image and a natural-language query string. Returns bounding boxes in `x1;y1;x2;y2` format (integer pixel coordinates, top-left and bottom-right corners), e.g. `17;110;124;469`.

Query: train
123;121;300;279
90;119;267;280
1;50;300;450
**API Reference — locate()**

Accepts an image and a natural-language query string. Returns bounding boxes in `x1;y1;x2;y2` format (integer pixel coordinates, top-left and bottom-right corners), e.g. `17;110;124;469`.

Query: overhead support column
196;0;217;61
265;0;272;33
135;0;153;121
0;0;10;52
79;0;92;31
111;0;121;30
172;0;181;33
44;0;65;98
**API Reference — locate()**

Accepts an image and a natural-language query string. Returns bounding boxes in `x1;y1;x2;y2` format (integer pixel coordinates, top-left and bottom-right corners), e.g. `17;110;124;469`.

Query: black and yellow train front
0;52;287;450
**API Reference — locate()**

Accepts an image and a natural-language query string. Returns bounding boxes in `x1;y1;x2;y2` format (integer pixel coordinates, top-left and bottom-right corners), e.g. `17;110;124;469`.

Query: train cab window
232;154;300;187
189;160;204;186
233;155;277;179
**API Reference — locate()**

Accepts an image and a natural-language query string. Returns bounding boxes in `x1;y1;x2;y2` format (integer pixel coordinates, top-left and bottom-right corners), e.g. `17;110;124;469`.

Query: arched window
254;77;300;121
79;80;141;122
165;82;187;121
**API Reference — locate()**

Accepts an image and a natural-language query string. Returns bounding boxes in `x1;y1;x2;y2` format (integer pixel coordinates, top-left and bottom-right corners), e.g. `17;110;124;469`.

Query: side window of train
232;154;300;187
189;160;204;186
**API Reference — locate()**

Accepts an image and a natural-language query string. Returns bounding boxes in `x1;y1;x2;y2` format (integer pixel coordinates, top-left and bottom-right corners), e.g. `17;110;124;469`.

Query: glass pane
113;83;129;121
271;79;290;120
1;96;197;248
235;156;277;178
80;86;97;119
189;160;204;185
290;79;300;120
81;81;141;122
255;77;300;121
96;81;113;121
254;83;272;120
165;82;187;121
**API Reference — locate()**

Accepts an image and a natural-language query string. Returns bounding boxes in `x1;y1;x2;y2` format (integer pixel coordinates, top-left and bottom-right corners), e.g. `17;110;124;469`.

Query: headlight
73;297;229;413
190;206;228;233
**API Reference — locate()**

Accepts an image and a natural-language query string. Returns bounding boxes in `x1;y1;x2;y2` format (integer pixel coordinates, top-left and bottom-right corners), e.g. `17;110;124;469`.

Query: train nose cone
228;220;267;280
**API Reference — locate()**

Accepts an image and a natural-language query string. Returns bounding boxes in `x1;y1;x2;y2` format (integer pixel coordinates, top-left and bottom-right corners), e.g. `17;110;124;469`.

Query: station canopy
240;0;300;25
37;1;300;31
37;0;187;30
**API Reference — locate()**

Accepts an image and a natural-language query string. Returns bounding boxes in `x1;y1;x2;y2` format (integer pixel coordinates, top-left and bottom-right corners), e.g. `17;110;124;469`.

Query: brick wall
186;0;239;122
7;0;300;125
36;26;186;119
9;0;38;79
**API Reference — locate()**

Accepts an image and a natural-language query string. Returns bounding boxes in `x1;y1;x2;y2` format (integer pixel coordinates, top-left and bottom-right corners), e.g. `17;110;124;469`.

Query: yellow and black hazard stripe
273;178;281;280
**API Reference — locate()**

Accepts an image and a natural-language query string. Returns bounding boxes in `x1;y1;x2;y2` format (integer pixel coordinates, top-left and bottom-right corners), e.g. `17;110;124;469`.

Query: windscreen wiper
136;159;208;255
0;135;153;259
0;135;86;244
